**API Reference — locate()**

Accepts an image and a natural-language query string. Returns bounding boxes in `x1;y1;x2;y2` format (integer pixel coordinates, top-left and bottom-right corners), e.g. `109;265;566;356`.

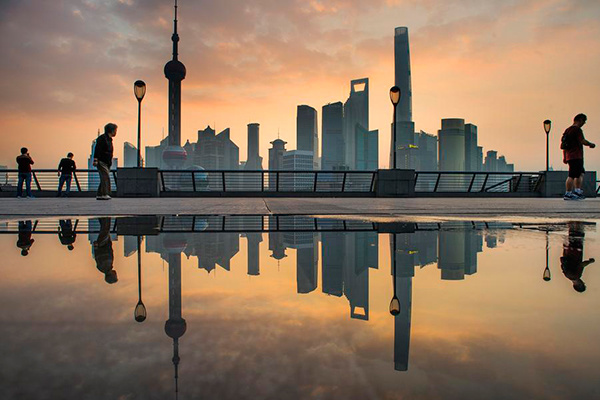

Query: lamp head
134;80;146;101
389;296;401;316
135;301;147;322
389;86;401;106
543;119;551;134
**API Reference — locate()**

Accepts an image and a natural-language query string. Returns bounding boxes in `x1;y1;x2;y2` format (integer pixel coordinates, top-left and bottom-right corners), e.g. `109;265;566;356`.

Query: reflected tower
163;0;188;168
165;252;187;397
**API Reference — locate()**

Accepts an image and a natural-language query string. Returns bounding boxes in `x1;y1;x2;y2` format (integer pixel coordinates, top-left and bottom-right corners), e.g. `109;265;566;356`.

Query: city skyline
0;1;599;173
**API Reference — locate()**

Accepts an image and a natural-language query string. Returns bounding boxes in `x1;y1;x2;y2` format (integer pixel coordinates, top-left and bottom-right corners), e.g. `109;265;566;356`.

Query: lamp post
390;86;401;170
134;80;147;167
389;234;401;316
134;235;147;322
543;119;551;172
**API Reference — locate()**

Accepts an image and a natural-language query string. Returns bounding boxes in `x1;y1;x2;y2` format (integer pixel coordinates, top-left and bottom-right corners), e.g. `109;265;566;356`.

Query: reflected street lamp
389;234;401;316
134;235;147;322
543;119;551;172
390;86;401;170
134;80;147;168
543;229;551;281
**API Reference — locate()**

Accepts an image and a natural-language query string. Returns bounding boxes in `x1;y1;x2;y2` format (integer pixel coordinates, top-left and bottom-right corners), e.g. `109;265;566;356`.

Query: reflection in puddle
0;216;598;399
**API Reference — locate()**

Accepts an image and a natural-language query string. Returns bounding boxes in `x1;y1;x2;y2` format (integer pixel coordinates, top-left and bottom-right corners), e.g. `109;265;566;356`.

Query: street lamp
134;235;147;322
543;119;551;172
389;234;401;316
134;80;147;168
390;86;401;170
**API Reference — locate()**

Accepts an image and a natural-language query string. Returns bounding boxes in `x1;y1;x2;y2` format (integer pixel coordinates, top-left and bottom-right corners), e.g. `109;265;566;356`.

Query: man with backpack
561;113;595;200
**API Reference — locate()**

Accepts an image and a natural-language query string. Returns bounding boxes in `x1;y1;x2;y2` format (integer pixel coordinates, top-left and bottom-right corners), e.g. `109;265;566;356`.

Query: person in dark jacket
57;152;76;197
93;123;117;200
16;147;34;198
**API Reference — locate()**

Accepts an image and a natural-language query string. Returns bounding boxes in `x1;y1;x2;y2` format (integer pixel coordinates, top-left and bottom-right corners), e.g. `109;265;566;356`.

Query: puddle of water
0;216;598;400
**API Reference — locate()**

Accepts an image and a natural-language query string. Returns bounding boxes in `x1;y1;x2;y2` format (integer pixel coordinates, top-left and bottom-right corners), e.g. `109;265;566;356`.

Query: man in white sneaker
93;123;117;200
562;114;595;200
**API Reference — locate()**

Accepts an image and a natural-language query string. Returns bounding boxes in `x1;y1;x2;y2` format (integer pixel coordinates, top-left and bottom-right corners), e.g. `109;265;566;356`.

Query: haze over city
0;0;599;172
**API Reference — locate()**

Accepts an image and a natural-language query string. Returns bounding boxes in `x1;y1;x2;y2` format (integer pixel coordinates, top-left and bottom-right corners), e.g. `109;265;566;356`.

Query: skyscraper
390;27;416;169
194;126;239;170
321;102;345;170
464;123;479;171
343;78;369;170
438;118;466;171
244;123;263;170
162;0;187;169
297;105;318;169
355;126;378;171
394;27;412;122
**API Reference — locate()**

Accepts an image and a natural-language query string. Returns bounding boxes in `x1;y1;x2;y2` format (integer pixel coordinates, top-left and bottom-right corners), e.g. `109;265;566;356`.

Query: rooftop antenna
277;128;280;139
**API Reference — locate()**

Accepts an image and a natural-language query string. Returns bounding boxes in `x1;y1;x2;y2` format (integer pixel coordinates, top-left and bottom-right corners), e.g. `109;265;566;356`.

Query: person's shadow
93;218;117;284
17;220;35;256
561;222;595;292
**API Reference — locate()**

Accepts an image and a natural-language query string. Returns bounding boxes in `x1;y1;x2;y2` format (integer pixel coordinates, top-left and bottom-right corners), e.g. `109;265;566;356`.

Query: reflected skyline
1;216;599;399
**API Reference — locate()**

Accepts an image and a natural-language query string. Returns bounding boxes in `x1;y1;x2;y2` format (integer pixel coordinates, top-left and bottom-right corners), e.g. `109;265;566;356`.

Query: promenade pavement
0;197;598;220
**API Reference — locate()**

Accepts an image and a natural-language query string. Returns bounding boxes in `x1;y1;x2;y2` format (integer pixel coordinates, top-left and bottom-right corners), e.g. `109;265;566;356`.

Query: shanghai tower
394;27;412;122
390;27;415;168
163;0;188;168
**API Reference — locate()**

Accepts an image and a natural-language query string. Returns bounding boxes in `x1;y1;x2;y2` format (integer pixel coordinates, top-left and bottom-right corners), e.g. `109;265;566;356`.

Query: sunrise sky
0;0;599;172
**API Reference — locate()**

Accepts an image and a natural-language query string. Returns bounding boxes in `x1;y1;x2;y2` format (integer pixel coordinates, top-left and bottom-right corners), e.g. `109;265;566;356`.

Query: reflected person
560;222;595;292
58;219;76;250
93;218;117;284
17;220;35;256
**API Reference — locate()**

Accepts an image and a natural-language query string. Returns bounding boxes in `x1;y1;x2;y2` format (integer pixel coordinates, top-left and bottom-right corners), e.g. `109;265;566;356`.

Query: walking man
562;113;595;200
16;147;34;198
57;152;76;197
93;123;117;200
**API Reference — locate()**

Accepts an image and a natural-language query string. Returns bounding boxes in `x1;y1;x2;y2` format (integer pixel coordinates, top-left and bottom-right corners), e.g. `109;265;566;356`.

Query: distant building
282;150;313;190
193;126;239;170
268;139;287;171
464;123;479;171
355;126;378;171
416;131;438;170
484;150;498;172
244;123;263;170
438;119;465;171
268;139;287;190
343;78;369;170
321;102;345;171
297;105;319;170
145;137;169;169
123;142;141;167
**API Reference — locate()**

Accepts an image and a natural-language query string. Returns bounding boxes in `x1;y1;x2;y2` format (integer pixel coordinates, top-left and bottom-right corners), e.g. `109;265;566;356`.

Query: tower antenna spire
172;0;179;60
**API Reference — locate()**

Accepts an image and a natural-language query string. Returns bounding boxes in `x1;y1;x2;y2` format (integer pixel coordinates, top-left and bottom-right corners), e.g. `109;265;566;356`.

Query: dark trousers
58;174;72;196
97;162;111;197
17;172;32;197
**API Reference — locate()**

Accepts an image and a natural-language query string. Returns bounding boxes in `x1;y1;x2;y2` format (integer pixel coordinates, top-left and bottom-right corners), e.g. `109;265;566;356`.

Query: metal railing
158;170;376;194
0;169;117;193
414;171;543;194
1;215;550;235
1;169;590;197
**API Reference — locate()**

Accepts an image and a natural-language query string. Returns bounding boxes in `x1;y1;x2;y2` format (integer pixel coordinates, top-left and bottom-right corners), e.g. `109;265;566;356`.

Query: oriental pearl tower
162;0;188;169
